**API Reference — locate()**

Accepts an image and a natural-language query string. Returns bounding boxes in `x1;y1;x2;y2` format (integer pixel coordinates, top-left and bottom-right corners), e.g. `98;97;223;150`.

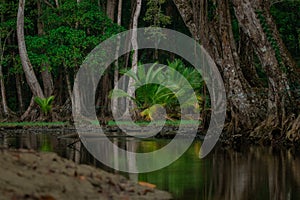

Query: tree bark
17;0;44;99
129;0;142;95
0;64;9;115
173;0;262;132
54;0;59;8
123;0;142;119
238;31;262;87
65;69;73;102
262;0;297;71
0;5;13;116
232;0;292;126
94;0;118;119
21;96;35;121
41;68;54;97
0;32;12;116
111;0;123;116
106;0;117;21
16;73;24;113
37;0;54;97
173;0;298;135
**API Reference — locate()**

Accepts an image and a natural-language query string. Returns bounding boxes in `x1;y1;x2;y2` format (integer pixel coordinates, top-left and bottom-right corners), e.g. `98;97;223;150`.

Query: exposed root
251;115;280;139
20;97;37;121
285;115;300;142
248;113;300;145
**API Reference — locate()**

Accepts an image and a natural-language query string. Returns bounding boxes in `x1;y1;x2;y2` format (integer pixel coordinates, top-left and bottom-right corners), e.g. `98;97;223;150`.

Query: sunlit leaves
34;95;55;116
112;60;203;120
144;0;171;27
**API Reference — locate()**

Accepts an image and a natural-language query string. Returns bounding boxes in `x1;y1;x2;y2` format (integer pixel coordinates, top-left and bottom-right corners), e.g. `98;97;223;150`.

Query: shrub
34;96;54;116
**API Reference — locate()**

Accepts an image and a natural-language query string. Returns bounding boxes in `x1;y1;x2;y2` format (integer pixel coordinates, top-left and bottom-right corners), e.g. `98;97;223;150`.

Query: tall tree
111;0;123;116
123;0;142;119
37;0;54;97
17;0;44;99
173;0;299;135
106;0;117;21
143;0;171;59
0;2;13;116
232;0;296;127
173;0;258;132
96;0;117;119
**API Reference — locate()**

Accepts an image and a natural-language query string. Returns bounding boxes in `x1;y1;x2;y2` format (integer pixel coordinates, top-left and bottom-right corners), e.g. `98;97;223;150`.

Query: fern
34;96;54;116
110;60;203;120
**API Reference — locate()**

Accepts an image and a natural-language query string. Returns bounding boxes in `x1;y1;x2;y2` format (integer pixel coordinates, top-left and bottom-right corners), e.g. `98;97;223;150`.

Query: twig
43;0;55;9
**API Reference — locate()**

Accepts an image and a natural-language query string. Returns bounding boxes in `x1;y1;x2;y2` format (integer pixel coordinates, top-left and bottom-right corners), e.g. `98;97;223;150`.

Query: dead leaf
138;181;156;189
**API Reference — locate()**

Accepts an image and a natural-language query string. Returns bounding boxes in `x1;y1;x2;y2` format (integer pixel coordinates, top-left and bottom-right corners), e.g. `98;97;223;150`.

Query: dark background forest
0;0;300;139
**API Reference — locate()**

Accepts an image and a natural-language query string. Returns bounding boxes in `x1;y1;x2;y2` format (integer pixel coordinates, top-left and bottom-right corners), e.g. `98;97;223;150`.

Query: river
1;129;300;200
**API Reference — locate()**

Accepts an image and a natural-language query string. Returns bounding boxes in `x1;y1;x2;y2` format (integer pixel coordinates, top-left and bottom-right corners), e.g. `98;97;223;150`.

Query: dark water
1;130;300;200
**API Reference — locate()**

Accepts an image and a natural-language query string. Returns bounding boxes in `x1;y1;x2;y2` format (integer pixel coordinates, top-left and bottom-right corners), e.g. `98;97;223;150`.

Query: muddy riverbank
1;123;298;149
0;148;172;200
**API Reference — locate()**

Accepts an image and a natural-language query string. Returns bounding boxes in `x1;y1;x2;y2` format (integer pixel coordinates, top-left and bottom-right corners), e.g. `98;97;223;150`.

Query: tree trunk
94;0;118;120
41;68;54;97
17;0;44;99
21;96;35;121
0;7;13;116
0;38;11;116
106;0;117;21
111;0;123;117
119;0;136;115
123;0;136;71
98;74;111;119
54;0;59;8
0;63;9;115
173;0;262;132
173;0;298;136
262;1;297;72
238;31;262;87
16;73;24;113
123;0;142;119
65;68;73;102
37;0;54;97
232;0;292;127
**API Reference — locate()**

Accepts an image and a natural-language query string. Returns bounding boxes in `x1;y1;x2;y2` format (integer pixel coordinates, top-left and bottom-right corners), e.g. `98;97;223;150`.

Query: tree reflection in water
2;132;300;199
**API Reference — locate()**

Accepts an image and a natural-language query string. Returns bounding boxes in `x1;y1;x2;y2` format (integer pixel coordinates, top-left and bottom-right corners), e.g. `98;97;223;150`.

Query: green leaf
34;96;54;116
110;89;135;101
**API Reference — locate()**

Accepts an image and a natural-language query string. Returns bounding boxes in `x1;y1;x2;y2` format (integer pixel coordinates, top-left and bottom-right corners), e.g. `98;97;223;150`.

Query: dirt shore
0;148;172;200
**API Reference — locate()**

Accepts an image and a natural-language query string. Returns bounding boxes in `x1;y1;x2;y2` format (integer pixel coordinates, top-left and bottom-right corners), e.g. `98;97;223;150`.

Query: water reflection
139;145;300;200
1;131;300;199
203;147;300;200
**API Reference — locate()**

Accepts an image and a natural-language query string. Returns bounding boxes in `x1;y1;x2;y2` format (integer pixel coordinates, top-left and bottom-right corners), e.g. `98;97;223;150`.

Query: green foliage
0;1;17;33
140;104;164;121
0;1;17;71
167;59;203;91
143;0;171;54
208;0;217;22
0;121;67;127
143;0;171;27
26;0;124;76
256;10;286;73
112;63;171;110
39;134;52;152
111;60;203;120
270;2;300;58
34;96;55;116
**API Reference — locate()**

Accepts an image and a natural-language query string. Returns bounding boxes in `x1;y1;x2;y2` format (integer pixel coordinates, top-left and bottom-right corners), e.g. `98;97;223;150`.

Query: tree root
285;115;300;142
249;114;300;144
251;115;280;140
